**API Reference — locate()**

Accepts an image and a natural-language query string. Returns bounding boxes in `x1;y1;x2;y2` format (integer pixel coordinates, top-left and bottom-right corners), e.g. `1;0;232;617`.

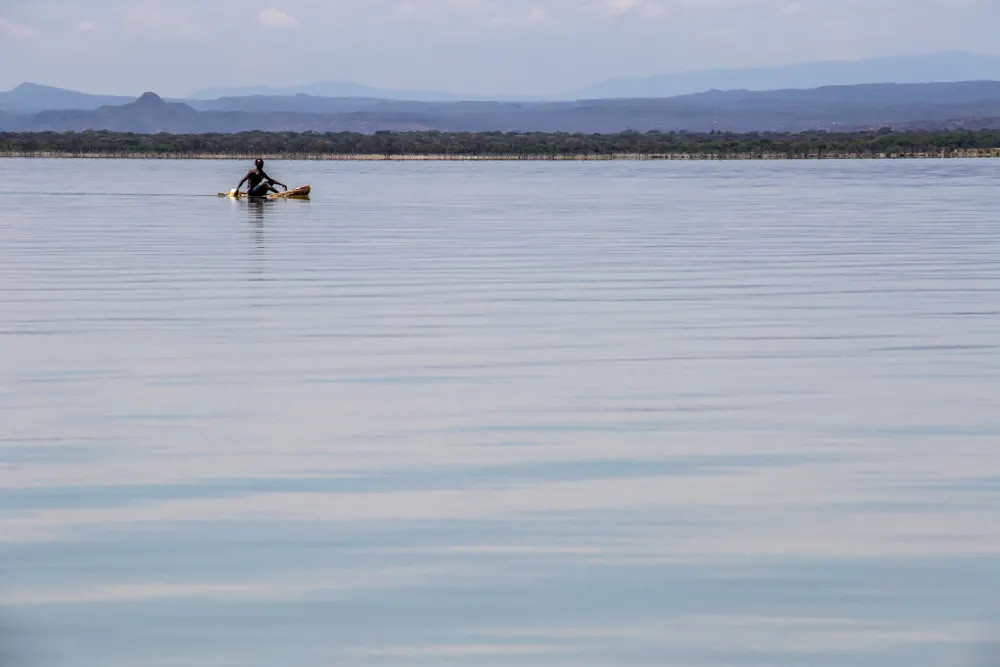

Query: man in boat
236;158;288;197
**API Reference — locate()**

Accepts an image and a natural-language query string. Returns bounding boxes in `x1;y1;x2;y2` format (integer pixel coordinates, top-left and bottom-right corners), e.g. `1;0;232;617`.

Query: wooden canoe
219;185;311;200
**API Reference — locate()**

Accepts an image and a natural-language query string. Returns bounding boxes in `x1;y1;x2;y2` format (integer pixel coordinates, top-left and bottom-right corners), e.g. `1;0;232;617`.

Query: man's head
255;158;264;169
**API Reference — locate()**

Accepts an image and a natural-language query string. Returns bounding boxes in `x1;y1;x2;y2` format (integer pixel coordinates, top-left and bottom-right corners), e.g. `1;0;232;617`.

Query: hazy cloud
122;0;205;40
605;0;640;14
478;617;987;654
595;0;669;18
492;6;551;24
257;8;302;29
778;1;804;15
393;0;508;20
0;15;34;38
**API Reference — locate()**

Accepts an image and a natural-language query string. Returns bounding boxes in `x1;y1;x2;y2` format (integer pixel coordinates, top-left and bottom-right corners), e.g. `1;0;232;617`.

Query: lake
1;158;999;667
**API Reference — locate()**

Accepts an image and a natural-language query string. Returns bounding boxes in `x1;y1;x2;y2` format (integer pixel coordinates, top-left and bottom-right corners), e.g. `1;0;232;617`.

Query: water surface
1;158;999;666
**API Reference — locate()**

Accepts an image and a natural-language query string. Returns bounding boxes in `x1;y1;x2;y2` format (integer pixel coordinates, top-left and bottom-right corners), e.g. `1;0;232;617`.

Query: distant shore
2;149;999;160
4;129;999;161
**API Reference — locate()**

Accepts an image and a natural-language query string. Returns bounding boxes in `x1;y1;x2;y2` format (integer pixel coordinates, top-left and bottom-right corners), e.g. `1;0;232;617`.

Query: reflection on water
247;198;266;242
0;158;999;667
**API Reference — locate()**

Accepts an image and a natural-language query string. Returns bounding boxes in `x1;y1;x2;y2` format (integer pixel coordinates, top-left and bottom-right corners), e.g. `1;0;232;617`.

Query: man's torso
246;169;269;188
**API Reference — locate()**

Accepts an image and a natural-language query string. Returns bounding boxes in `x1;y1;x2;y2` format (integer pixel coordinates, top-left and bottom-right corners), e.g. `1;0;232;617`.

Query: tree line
1;129;999;158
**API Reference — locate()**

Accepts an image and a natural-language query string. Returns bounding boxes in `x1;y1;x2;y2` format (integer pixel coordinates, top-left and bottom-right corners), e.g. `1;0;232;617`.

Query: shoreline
1;149;998;161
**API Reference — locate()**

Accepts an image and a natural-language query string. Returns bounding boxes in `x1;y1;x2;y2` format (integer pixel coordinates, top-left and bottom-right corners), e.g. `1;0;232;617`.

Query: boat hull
219;185;311;200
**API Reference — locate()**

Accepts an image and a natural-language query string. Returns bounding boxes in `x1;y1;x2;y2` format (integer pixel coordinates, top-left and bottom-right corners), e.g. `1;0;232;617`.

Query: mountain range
4;51;1000;112
3;82;1000;134
3;52;1000;134
184;51;1000;101
0;83;136;114
569;51;1000;99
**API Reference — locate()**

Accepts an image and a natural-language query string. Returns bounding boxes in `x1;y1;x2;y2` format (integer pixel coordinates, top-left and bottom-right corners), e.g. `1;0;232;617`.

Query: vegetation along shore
2;129;999;160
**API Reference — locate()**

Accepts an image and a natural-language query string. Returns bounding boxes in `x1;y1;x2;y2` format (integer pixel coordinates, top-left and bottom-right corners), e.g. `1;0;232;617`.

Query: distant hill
572;51;1000;99
190;95;543;115
189;81;463;102
676;80;1000;107
0;82;135;112
189;94;432;113
27;92;201;133
5;82;1000;134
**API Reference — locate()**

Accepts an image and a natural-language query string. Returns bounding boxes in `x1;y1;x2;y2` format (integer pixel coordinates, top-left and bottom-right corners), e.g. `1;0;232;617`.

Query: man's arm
261;170;287;190
236;171;251;192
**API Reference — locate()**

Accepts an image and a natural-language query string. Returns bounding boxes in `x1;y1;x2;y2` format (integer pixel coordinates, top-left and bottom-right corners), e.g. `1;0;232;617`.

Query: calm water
1;158;999;667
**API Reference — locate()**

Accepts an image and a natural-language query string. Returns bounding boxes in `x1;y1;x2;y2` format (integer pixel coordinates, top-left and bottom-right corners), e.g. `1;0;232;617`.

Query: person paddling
236;158;288;197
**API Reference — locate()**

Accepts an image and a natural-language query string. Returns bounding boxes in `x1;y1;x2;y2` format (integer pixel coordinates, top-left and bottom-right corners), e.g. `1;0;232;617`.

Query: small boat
219;185;311;200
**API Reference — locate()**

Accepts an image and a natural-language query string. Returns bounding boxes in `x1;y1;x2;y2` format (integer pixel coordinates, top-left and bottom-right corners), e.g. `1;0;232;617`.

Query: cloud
778;1;805;15
393;0;499;19
588;0;667;19
524;7;549;23
605;0;640;14
481;616;986;654
671;0;769;9
76;21;103;33
642;3;668;18
2;564;449;606
492;6;550;25
257;8;302;29
450;0;494;13
358;644;573;657
0;15;34;38
391;0;552;27
123;1;205;40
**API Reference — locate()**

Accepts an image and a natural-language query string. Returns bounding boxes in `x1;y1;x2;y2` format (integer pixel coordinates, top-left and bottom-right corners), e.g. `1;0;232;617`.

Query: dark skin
236;160;287;196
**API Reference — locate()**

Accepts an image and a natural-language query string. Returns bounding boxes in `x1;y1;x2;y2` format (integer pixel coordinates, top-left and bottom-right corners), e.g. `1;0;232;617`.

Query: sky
1;0;999;97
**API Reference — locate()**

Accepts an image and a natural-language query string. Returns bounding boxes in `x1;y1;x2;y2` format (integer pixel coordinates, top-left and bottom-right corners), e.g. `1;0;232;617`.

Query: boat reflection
247;199;266;248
